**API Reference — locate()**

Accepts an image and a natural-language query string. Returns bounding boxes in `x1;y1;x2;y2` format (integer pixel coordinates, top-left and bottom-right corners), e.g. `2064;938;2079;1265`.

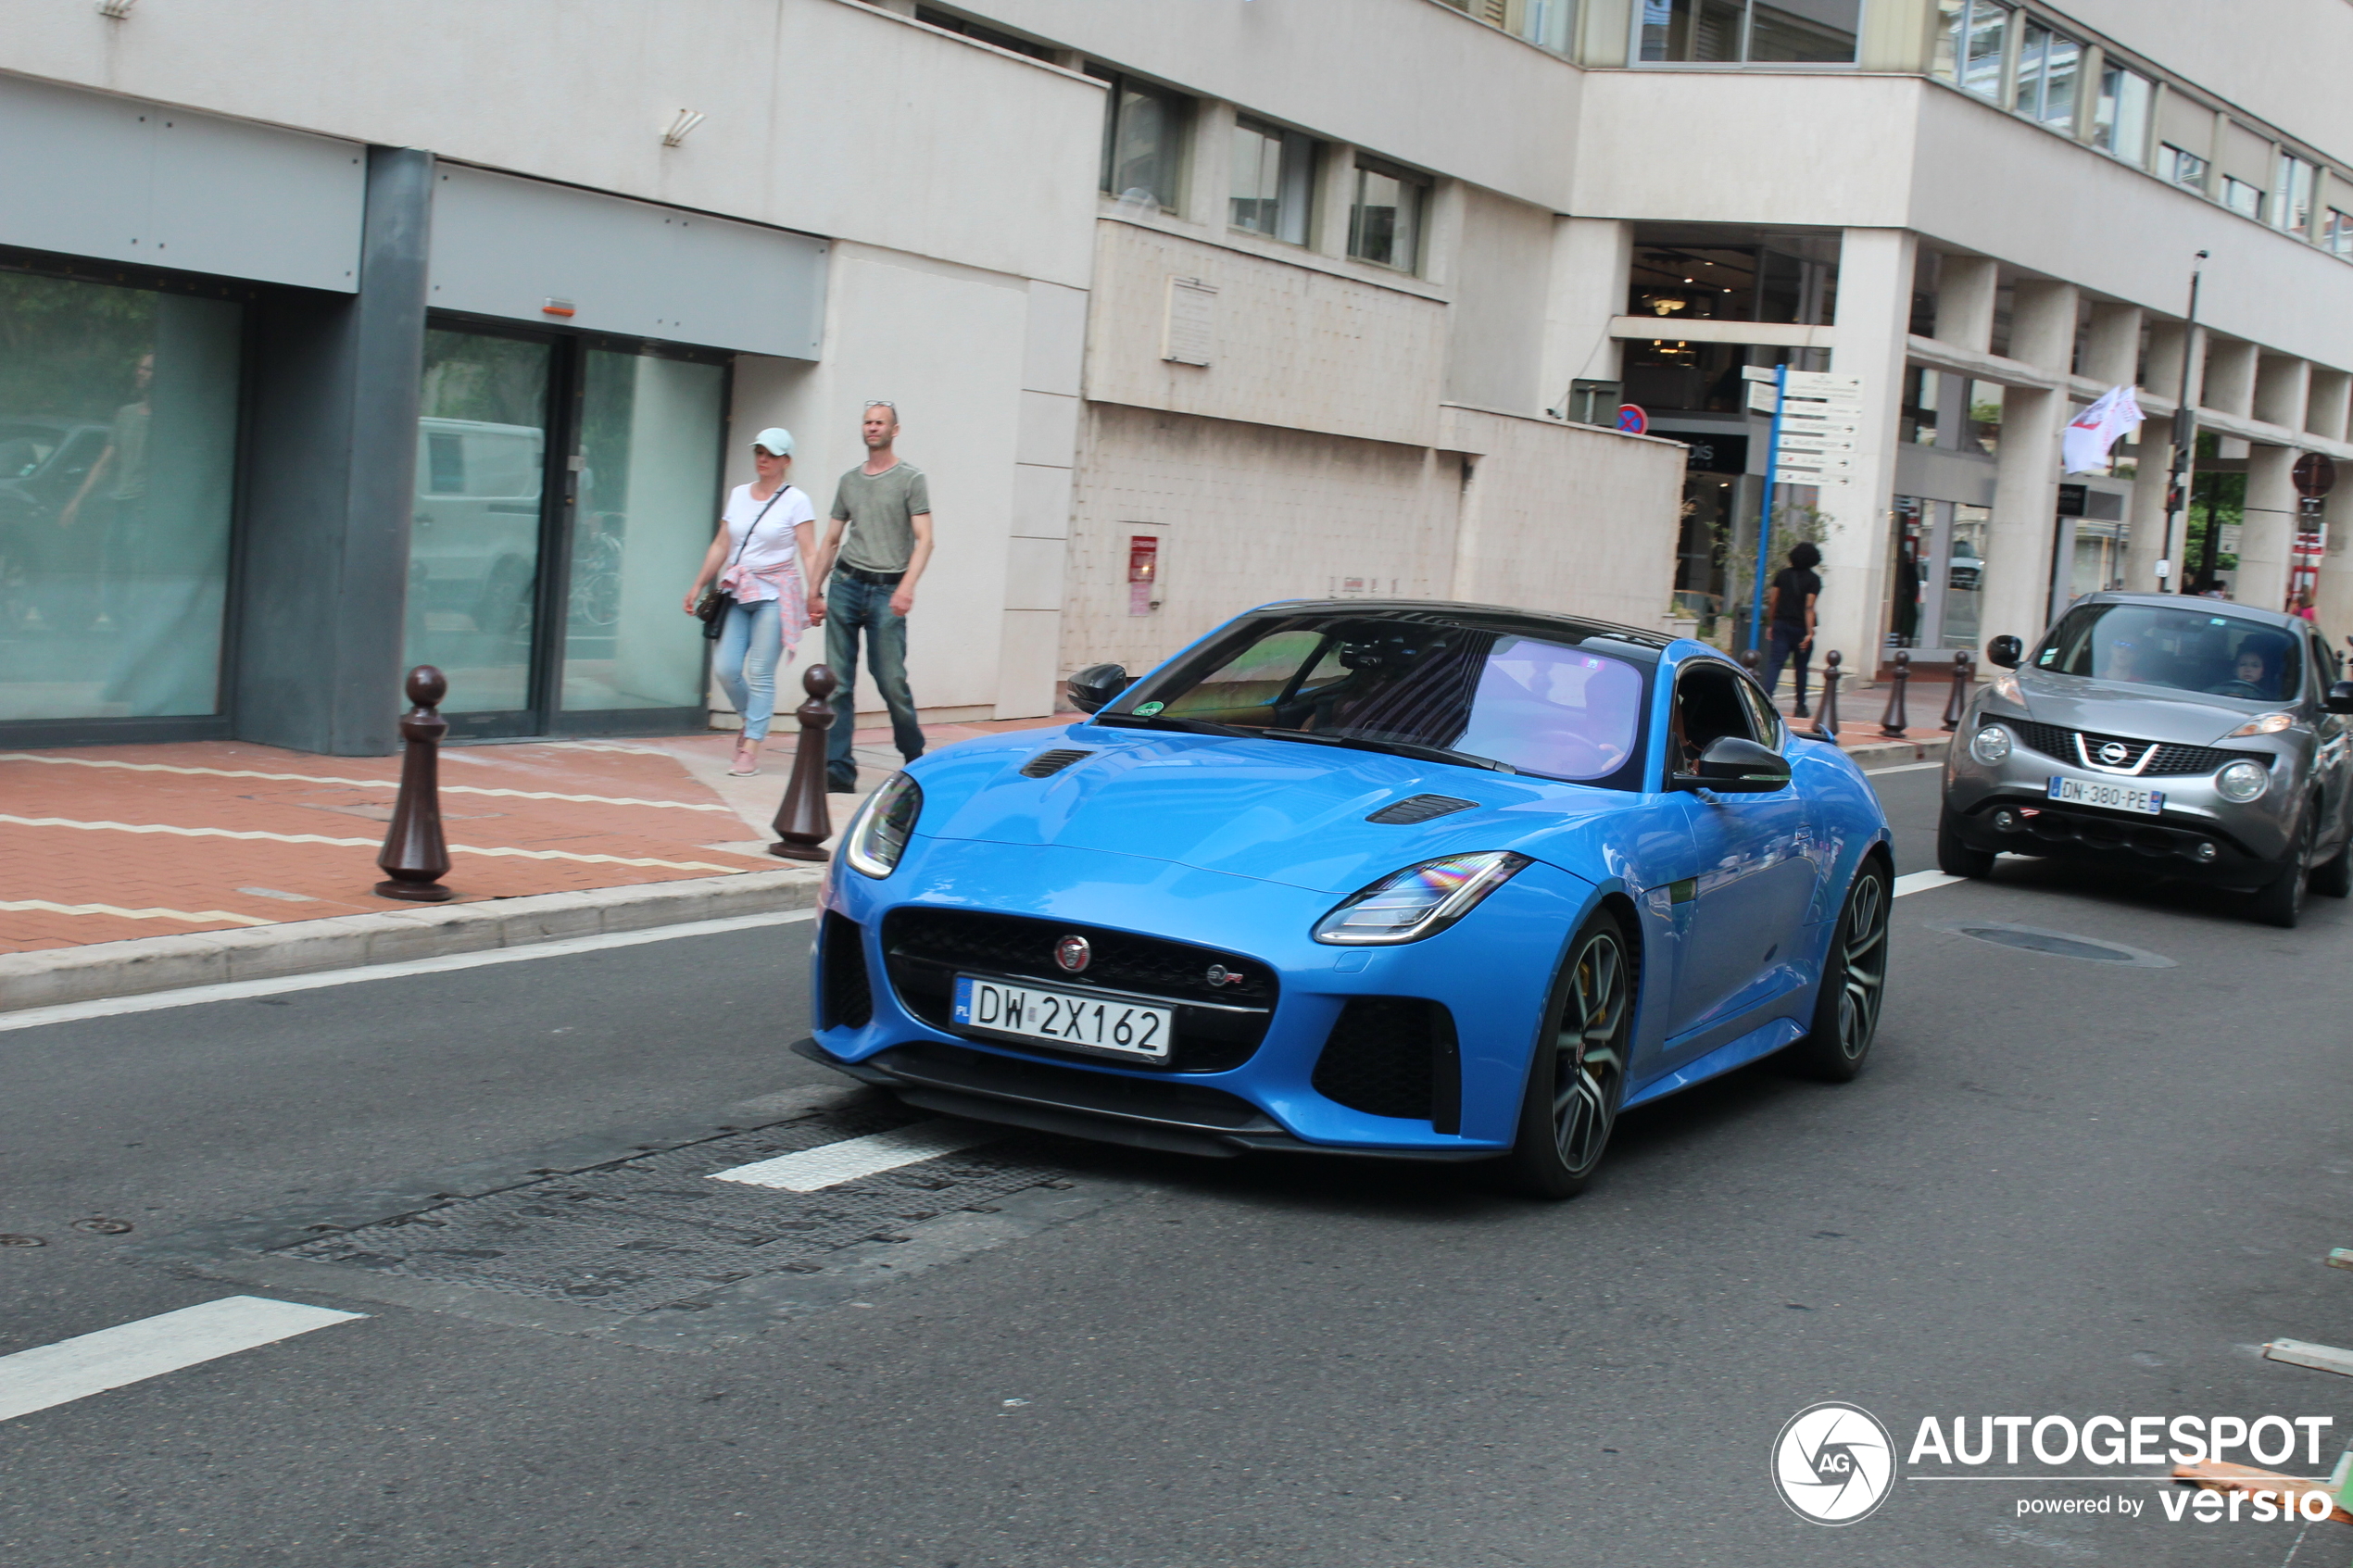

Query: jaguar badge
1054;935;1091;973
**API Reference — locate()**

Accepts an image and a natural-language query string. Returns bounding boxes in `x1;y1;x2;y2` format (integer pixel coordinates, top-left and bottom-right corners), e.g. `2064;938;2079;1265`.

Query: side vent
820;911;874;1030
1020;748;1095;779
1366;794;1479;825
1311;997;1461;1132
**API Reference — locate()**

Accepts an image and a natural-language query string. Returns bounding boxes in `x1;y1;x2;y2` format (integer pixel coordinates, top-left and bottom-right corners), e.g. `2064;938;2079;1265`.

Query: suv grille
1310;997;1461;1132
879;909;1276;1072
2006;719;2268;778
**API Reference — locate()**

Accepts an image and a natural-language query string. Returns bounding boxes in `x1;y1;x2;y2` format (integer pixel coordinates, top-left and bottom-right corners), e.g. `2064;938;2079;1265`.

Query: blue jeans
1763;622;1812;710
824;572;923;788
713;597;784;740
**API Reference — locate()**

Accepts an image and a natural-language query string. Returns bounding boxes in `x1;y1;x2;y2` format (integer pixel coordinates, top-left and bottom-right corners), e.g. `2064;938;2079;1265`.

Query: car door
2307;629;2351;847
1663;661;1819;1052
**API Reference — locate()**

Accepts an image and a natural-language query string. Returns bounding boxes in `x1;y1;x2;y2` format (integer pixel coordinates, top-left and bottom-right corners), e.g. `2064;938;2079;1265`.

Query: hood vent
1019;747;1095;779
1366;794;1478;824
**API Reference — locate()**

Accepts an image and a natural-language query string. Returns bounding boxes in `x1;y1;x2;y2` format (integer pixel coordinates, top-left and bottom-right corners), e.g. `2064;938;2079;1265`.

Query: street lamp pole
2159;251;2208;595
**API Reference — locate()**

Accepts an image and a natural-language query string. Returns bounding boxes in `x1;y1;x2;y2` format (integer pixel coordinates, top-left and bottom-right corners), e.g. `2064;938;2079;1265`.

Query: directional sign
1784;370;1863;395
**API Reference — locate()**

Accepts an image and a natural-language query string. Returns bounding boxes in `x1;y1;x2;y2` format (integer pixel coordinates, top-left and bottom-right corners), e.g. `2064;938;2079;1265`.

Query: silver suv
1941;593;2353;927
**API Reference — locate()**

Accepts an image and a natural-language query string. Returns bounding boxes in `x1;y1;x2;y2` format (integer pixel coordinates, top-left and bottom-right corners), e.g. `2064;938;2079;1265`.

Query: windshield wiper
1256;727;1515;773
1093;712;1260;738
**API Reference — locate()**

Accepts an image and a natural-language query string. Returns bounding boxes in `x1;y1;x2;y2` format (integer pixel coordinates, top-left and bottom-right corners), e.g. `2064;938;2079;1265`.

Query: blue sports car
799;600;1895;1197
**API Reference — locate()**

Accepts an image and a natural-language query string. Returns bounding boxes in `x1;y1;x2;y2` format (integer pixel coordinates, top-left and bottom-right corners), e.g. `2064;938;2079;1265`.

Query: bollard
1941;650;1974;732
1810;650;1843;741
375;665;454;902
769;663;839;861
1739;646;1761;676
1879;649;1910;738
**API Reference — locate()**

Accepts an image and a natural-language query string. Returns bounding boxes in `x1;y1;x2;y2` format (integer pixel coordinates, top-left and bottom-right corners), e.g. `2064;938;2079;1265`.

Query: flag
2063;384;2144;473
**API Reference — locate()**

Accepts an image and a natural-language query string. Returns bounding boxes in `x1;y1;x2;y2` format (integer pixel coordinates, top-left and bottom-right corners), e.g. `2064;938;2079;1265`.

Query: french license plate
2048;776;2165;815
952;975;1173;1061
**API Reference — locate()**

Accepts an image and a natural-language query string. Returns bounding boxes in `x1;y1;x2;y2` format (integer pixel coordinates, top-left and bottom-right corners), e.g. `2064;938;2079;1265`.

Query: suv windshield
2036;602;2303;702
1101;613;1650;785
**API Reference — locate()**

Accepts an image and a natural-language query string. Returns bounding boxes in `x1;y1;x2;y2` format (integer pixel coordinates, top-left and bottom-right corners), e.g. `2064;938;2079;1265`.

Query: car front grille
1310;997;1461;1132
2006;719;2268;778
879;908;1276;1073
820;911;874;1029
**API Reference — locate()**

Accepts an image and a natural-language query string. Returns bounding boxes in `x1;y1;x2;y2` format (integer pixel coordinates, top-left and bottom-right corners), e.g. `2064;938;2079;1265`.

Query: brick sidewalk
0;714;1064;955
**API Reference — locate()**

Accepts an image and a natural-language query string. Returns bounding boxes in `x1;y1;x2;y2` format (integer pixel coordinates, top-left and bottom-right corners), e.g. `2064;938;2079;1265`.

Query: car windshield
2035;602;2303;702
1103;614;1649;784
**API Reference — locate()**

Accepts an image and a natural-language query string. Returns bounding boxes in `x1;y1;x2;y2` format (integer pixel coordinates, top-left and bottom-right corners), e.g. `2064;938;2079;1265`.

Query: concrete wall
1445;188;1557;415
2057;0;2353;164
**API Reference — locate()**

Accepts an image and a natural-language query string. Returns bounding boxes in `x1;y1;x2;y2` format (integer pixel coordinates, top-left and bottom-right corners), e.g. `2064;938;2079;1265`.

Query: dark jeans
1764;622;1813;710
824;571;923;789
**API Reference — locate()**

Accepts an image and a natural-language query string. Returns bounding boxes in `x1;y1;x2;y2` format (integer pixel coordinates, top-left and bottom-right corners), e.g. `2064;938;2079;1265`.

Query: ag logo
1772;1402;1894;1524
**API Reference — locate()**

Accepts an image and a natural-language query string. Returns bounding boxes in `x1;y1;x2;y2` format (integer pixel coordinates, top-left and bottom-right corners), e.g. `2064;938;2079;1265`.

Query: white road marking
0;909;815;1034
1864;759;1945;775
0;1296;363;1424
1894;870;1964;897
0;899;274;927
709;1120;1004;1193
0;816;752;873
0;752;733;811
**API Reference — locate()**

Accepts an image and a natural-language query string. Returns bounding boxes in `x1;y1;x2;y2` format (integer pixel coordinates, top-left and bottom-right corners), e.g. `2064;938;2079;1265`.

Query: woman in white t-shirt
684;428;819;775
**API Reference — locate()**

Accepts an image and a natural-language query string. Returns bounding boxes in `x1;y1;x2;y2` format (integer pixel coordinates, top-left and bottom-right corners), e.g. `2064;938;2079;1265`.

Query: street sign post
1751;370;1861;652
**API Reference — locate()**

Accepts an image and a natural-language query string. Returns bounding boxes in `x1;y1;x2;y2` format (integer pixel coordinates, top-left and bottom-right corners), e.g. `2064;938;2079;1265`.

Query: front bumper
810;837;1598;1155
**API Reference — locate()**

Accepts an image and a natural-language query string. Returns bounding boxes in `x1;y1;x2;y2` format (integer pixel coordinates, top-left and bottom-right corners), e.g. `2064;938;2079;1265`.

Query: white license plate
2048;776;2165;815
952;975;1174;1061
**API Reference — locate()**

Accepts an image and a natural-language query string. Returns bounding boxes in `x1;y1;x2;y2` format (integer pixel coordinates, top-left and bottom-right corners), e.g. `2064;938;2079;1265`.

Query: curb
1838;733;1953;768
0;868;827;1015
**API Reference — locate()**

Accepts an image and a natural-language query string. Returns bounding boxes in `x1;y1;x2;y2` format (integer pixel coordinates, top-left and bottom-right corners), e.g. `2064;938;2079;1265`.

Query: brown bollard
1739;646;1761;676
1940;650;1974;732
375;665;454;902
1810;650;1843;740
769;663;839;861
1879;648;1911;738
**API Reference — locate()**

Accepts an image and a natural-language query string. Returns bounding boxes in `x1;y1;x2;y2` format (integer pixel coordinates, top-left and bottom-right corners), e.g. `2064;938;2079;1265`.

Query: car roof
1237;598;1674;661
2070;592;2309;633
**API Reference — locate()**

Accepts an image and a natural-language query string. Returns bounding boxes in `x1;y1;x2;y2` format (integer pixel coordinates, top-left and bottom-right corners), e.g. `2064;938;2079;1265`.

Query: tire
1936;807;1996;878
2310;834;2352;899
1789;859;1893;1083
2249;809;2317;929
1501;909;1635;1200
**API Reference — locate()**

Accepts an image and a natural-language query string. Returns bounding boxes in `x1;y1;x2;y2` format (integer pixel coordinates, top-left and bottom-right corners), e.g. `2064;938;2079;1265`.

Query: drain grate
1926;921;2174;968
271;1107;1067;1315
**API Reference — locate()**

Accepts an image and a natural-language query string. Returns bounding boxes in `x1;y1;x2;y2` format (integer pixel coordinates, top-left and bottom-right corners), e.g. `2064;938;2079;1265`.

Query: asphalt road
3;764;2350;1568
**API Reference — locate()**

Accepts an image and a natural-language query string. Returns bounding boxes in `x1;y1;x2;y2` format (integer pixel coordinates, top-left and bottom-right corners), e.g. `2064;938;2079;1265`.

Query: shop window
0;272;241;724
1931;0;2010;99
2272;154;2317;235
1094;70;1188;211
2158;144;2208;193
1638;0;1858;65
1230;119;1315;245
2092;62;2151;165
2014;21;2080;130
1348;158;1428;272
2221;176;2263;220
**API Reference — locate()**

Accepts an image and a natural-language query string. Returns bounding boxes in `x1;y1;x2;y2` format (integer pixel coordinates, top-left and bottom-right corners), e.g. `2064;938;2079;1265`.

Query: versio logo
1774;1402;1896;1524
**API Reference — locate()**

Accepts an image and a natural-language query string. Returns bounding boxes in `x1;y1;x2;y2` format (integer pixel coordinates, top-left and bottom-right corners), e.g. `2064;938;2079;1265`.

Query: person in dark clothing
1762;541;1821;717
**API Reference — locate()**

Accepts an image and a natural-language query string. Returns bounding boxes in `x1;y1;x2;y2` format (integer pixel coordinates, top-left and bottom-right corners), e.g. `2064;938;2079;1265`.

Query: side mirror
2326;681;2353;715
1986;635;2024;670
1677;735;1792;794
1066;662;1132;714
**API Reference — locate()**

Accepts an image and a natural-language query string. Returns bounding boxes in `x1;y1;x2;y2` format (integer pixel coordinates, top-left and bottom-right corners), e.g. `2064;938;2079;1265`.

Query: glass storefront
0;273;241;723
1885;495;1987;654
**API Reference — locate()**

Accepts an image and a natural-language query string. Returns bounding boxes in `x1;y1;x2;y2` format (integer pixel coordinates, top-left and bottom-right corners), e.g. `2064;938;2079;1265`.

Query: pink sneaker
728;740;761;777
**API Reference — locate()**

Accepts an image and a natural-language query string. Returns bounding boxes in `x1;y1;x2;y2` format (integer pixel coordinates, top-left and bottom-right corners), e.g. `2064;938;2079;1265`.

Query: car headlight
1312;851;1532;945
2215;759;2270;803
1969;724;2012;765
2226;710;2296;738
842;771;923;878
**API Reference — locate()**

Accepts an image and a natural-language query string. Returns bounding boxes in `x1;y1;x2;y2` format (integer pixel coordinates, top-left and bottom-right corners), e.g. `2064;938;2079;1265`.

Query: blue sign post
1747;363;1789;656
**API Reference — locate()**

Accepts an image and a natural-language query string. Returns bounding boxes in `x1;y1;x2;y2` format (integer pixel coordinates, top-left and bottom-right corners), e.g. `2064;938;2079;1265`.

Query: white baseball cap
751;427;795;457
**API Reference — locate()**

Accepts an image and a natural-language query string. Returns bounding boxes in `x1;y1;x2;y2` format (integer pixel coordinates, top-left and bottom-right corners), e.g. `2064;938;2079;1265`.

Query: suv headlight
1969;724;2012;765
843;772;923;878
1313;852;1531;945
2226;711;2296;738
2215;759;2270;803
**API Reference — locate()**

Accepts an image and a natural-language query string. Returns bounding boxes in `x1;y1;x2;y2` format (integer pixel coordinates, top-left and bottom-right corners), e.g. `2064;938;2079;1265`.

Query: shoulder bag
697;488;789;640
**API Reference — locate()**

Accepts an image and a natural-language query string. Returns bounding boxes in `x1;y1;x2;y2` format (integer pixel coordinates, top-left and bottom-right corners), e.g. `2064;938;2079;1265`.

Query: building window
2323;208;2353;259
1348;158;1428;272
1638;0;1859;65
2158;144;2208;192
2272;153;2317;235
912;6;1054;59
1435;0;1576;55
2092;62;2151;164
0;271;242;725
1230;119;1315;245
2014;20;2080;130
1932;0;2011;100
2221;175;2263;221
1093;70;1188;211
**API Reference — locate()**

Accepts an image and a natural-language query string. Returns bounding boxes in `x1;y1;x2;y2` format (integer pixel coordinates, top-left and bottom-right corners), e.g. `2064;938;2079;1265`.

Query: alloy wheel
1834;872;1889;1061
1553;928;1629;1175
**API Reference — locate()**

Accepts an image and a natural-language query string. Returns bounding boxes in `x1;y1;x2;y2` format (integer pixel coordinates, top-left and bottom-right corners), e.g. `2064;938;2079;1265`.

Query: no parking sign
1616;404;1649;435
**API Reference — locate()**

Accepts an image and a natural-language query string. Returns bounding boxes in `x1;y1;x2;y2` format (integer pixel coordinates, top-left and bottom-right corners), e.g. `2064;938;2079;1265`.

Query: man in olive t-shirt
809;401;936;792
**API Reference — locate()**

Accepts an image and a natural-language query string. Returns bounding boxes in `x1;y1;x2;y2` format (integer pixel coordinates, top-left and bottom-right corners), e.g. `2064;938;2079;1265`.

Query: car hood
2003;669;2283;746
910;724;1654;896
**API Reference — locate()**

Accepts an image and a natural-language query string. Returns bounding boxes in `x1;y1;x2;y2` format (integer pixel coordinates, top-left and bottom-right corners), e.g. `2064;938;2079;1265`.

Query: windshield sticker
1135;701;1165;716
